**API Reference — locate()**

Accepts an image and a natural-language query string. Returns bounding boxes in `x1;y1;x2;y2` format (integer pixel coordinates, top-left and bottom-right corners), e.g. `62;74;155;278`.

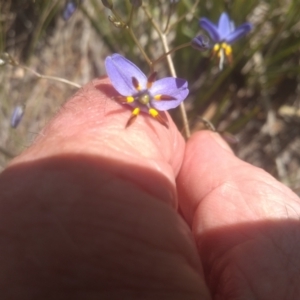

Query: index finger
10;77;184;207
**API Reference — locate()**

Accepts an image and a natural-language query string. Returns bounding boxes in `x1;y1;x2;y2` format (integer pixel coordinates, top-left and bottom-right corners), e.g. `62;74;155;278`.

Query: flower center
212;42;233;70
137;91;151;105
213;43;232;57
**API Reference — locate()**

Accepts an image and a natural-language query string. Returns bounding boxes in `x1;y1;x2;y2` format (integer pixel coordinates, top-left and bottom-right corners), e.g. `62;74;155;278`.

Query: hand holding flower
1;78;300;299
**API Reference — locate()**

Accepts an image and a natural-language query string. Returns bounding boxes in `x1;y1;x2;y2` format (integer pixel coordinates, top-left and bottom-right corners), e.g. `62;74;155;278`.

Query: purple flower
199;12;252;69
105;54;189;127
199;12;252;44
10;105;25;128
62;1;82;21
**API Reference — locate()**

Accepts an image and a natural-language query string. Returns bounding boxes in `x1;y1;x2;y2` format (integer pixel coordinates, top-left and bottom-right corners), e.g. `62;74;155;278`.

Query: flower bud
191;34;210;51
108;15;124;28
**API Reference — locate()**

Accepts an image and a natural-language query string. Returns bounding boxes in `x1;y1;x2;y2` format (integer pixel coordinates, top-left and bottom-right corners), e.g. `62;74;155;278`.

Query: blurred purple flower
199;12;252;44
62;0;82;21
105;54;189;127
10;105;25;128
199;12;252;69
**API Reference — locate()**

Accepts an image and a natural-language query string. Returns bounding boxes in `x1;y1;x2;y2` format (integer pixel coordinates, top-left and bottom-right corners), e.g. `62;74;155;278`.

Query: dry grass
0;1;109;168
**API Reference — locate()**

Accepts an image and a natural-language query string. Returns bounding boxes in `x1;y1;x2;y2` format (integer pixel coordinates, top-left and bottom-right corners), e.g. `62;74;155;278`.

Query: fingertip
10;77;185;208
177;130;300;228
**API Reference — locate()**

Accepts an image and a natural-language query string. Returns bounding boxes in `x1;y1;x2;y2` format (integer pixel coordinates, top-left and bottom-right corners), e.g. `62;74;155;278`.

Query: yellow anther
225;45;232;56
154;95;161;100
149;108;159;117
132;107;140;116
126;107;140;127
213;44;220;52
148;109;168;127
221;43;232;56
126;96;134;103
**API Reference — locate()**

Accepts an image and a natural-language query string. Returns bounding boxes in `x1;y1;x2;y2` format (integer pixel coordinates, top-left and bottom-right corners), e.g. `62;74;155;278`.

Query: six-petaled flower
105;54;189;127
199;12;252;70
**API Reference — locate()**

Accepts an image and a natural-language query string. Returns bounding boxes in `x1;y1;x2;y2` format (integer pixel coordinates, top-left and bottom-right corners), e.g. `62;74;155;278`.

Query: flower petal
225;22;253;44
218;12;232;40
150;78;189;111
105;54;147;96
199;18;221;42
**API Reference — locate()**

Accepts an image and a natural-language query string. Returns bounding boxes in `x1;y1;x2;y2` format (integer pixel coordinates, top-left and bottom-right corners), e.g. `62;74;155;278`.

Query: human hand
1;78;300;299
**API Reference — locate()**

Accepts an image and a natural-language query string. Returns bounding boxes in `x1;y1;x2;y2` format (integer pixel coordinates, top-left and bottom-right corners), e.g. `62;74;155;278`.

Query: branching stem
111;7;152;68
142;5;191;138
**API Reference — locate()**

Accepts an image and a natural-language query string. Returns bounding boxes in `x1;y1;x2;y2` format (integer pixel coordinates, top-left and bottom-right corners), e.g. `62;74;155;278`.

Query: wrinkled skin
1;77;300;300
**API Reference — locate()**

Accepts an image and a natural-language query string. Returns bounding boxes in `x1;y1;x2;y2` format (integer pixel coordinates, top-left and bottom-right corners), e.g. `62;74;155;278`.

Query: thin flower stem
143;5;191;138
166;0;200;34
163;2;175;33
152;42;191;68
111;7;152;68
162;35;191;138
127;5;135;27
19;65;81;89
4;54;82;88
128;27;152;67
110;8;124;24
19;65;82;88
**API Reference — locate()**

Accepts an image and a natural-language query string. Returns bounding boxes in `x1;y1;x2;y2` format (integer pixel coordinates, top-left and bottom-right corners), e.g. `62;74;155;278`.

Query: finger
0;78;211;299
177;130;300;299
178;130;300;226
11;77;183;207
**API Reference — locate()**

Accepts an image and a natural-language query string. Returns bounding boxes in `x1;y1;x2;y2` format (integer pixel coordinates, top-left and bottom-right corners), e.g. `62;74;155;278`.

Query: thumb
177;131;300;299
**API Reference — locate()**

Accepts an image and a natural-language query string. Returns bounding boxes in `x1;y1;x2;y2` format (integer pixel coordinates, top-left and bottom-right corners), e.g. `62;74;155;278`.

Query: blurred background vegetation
0;0;299;194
